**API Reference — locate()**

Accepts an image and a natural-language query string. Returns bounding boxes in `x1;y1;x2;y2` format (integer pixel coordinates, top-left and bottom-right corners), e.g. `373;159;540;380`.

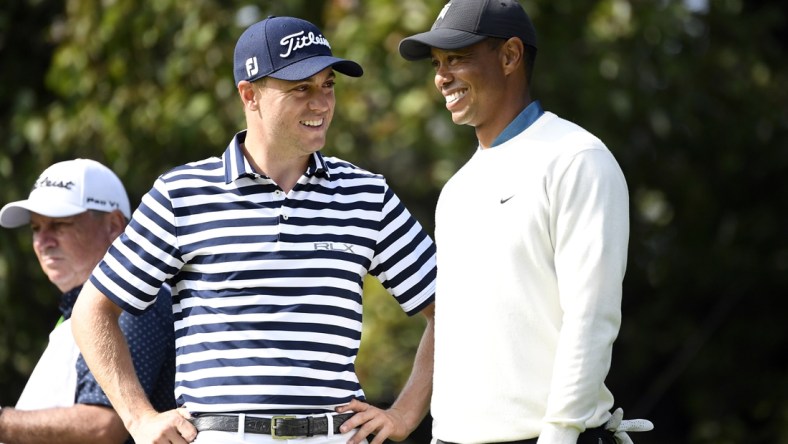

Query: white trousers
192;413;368;444
193;430;365;444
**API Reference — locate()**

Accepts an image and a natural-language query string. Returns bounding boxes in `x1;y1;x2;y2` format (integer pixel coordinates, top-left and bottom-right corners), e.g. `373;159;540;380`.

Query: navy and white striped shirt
90;130;436;415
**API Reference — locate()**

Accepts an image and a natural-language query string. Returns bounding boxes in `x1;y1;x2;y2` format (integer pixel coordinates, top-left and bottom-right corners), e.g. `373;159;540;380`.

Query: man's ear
107;209;127;239
501;37;524;76
238;80;259;111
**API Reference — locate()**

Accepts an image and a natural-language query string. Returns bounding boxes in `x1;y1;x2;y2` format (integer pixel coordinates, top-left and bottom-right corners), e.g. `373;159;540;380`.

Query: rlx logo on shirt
313;242;355;253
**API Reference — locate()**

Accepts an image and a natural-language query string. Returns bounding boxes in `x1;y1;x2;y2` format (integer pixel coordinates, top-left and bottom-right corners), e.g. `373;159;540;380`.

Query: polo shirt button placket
273;189;286;241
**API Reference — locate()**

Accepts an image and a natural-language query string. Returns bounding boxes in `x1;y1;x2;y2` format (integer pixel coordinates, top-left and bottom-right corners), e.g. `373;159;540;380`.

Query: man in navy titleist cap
72;15;437;444
400;1;652;443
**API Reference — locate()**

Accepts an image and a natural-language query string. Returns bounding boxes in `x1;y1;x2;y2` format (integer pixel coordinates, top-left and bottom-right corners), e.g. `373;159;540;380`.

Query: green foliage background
1;1;787;443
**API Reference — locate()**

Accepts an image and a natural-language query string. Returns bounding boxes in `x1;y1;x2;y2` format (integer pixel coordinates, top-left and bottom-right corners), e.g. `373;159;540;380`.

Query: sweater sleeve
541;146;629;439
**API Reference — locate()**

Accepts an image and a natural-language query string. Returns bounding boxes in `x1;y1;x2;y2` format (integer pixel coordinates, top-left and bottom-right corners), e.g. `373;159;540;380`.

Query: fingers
176;407;193;420
173;407;197;441
351;412;396;444
175;414;198;442
335;402;405;444
130;409;198;444
335;398;369;414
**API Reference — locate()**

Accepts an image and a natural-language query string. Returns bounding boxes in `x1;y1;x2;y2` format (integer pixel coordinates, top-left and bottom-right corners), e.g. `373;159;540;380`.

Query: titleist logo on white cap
0;158;131;229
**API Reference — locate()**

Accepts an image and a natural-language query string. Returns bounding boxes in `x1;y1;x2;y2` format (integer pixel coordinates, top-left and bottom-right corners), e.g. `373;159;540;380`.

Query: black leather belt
190;412;354;438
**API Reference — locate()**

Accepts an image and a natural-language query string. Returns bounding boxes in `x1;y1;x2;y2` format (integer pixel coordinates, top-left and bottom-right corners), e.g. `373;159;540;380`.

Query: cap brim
0;200;87;228
269;55;364;81
399;28;487;60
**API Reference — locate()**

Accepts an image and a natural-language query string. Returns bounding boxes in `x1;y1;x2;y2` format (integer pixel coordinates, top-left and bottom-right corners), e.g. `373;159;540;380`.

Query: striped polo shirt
90;130;437;415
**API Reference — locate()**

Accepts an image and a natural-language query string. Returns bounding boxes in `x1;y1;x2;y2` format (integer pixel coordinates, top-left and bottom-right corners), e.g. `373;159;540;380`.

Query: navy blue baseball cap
234;16;363;84
398;0;537;61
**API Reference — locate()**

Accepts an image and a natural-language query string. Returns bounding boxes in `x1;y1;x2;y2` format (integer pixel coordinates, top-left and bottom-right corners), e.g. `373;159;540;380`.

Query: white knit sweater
431;111;629;444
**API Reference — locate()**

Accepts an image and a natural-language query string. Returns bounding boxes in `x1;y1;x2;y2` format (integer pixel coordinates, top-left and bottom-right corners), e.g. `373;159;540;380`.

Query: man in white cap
72;15;436;444
0;158;176;444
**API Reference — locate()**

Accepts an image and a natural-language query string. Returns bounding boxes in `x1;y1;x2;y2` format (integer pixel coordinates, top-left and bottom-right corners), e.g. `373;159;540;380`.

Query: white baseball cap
0;158;131;228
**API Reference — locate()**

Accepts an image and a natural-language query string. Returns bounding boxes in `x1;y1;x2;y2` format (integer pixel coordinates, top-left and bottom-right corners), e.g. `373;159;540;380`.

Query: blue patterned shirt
63;285;175;443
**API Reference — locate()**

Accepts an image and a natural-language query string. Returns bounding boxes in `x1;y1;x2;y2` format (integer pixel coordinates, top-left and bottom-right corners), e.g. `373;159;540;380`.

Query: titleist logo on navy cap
243;30;333;79
233;16;362;84
279;30;331;58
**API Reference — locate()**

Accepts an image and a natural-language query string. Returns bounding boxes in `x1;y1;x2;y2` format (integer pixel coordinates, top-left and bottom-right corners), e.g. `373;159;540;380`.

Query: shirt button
282;214;289;220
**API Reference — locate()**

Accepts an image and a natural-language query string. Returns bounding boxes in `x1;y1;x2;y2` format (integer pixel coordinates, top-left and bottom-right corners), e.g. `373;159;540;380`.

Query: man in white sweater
399;0;652;443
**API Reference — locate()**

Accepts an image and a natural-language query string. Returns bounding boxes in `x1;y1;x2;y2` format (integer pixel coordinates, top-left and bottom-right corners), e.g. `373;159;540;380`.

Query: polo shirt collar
490;100;544;148
59;285;82;320
305;152;330;178
222;130;330;184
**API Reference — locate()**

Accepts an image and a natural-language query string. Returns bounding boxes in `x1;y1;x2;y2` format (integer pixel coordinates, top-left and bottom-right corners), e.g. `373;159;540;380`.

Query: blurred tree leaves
1;1;787;443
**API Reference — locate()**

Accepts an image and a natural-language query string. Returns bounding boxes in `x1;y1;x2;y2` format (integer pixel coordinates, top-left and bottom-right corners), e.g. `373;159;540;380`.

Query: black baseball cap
234;16;363;84
398;0;537;61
